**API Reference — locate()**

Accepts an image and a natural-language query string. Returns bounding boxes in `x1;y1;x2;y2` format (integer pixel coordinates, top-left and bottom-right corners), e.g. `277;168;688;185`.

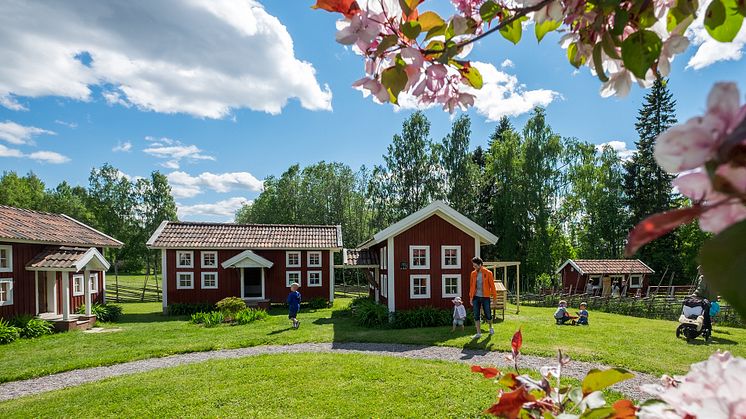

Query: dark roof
344;248;379;266
567;259;654;274
26;246;89;270
0;205;122;248
147;222;343;249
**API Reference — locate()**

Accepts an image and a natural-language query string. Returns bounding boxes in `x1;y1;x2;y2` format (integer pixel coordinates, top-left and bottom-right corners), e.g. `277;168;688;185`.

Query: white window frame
0;245;12;273
286;251;301;268
590;275;602;288
441;245;461;269
307;270;322;287
441;274;462;298
72;274;84;296
307;251;322;268
410;274;431;299
379;247;387;269
409;246;430;270
610;275;624;286
89;273;99;294
380;274;388;298
176;272;194;290
0;278;13;306
286;271;301;287
201;272;218;289
201;251;218;268
176;251;194;268
629;274;643;289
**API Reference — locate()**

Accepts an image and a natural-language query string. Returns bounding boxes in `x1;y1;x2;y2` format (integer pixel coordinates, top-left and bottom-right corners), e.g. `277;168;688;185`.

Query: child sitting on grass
287;282;301;329
451;297;466;332
554;300;577;325
576;302;589;325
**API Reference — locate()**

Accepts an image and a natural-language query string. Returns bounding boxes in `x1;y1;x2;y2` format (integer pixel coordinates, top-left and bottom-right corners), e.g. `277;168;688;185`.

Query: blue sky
1;1;745;221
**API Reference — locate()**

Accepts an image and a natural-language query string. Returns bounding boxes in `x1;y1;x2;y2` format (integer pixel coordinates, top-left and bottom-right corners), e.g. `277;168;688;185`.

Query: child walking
452;297;466;332
576;302;589;325
287;282;301;329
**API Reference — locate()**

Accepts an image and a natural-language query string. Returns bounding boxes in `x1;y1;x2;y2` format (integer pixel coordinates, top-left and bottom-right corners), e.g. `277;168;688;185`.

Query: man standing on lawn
469;257;498;339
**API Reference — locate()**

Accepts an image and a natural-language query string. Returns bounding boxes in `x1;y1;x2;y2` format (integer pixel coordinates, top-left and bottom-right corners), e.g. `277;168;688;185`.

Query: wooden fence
106;282;161;303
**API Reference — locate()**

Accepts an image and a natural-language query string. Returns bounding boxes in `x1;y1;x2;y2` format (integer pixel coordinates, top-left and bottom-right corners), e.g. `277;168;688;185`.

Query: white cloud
0;143;69;164
167;170;264;198
0;121;55;145
0;144;23;158
54;119;77;129
0;0;332;118
143;137;214;169
500;59;515;69
686;8;746;69
112;141;132;152
597;140;636;160
177;197;251;219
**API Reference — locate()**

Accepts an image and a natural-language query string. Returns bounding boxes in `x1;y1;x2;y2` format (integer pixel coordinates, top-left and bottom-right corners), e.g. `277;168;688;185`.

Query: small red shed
556;259;655;297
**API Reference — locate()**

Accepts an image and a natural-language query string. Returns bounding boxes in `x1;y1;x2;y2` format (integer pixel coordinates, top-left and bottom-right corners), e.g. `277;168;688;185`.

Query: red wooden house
0;205;122;329
147;222;343;313
556;259;655;296
353;201;498;312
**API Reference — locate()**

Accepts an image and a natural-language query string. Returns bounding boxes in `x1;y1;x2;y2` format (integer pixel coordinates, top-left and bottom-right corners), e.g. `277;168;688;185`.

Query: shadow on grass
685;336;740;346
268;327;294;335
119;313;187;324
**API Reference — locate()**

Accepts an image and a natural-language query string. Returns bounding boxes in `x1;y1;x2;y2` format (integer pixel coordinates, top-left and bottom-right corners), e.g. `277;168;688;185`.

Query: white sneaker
472;333;482;339
489;327;495;335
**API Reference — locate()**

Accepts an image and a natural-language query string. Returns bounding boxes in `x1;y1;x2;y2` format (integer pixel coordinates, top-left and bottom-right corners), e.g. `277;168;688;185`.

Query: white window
307;251;322;267
441;246;461;269
201;251;218;268
0;278;13;306
409;246;430;270
177;272;194;289
629;275;642;288
410;274;431;299
73;274;84;296
176;251;193;268
379;247;387;269
0;245;12;272
286;251;301;268
286;271;301;287
308;271;322;287
442;274;462;298
89;273;99;293
201;272;218;289
380;274;388;297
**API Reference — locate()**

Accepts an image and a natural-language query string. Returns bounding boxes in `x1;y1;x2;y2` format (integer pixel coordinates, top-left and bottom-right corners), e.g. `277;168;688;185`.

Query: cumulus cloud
112;141;133;152
0;144;23;158
0;143;69;164
177;197;251;220
167;170;264;198
686;8;746;69
500;59;515;69
597;140;636;160
0;121;55;145
0;0;332;118
143;137;214;169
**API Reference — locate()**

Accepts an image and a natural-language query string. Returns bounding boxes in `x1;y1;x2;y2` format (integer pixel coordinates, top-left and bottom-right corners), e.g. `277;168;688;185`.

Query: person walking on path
469;257;498;339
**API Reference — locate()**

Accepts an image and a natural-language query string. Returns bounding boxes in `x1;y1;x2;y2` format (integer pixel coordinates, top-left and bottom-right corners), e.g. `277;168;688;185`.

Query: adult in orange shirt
469;256;497;339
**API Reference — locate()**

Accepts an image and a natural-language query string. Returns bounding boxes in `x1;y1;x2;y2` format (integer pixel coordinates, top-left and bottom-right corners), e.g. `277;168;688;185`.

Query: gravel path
0;342;658;402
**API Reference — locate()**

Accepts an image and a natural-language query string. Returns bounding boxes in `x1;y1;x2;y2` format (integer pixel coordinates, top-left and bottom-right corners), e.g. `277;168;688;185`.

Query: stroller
676;295;712;342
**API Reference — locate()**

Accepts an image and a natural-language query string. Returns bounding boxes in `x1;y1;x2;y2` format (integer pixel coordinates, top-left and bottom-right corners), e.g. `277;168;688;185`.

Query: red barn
355;201;498;312
147;222;343;313
0;205;122;329
556;259;655;296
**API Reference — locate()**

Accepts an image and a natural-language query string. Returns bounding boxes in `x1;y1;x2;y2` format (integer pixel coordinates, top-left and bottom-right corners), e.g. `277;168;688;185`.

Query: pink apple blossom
654;115;726;173
673;170;746;233
451;0;484;17
352;77;390;103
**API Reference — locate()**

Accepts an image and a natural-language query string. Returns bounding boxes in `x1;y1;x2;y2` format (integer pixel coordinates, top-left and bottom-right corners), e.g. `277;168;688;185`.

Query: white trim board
221;250;274;269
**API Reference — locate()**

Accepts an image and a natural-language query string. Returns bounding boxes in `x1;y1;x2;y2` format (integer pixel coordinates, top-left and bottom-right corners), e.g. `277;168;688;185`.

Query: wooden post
84;268;91;316
516;263;521;314
61;272;70;321
34;271;39;315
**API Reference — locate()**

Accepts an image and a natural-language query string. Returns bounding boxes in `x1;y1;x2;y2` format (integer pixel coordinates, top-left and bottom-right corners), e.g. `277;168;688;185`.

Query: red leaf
311;0;361;18
485;386;536;418
612;399;638;418
471;365;500;379
624;206;705;257
511;328;522;356
498;372;520;390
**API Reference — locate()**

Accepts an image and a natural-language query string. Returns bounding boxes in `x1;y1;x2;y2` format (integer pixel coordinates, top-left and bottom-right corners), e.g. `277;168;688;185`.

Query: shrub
168;302;216;316
350;297;389;328
0;319;21;344
390;306;452;329
77;303;123;322
304;298;330;310
216;297;246;320
11;315;53;338
190;311;224;327
234;308;269;325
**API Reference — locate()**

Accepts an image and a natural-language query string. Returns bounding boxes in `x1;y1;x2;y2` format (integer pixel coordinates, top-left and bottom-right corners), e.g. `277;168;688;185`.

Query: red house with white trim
352;201;498;312
556;259;655;296
0;205;122;329
147;222;343;313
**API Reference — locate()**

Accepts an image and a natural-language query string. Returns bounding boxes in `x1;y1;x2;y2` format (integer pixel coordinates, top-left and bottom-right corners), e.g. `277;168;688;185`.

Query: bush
190;311;224;327
350;297;389;328
390;306;452;329
76;303;123;322
304;298;330;310
168;302;216;316
234;308;269;325
11;315;53;338
216;297;246;320
0;319;21;344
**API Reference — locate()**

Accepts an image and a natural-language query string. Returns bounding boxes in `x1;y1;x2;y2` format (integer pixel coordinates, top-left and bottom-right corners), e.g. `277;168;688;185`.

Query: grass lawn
0;299;743;383
0;353;622;418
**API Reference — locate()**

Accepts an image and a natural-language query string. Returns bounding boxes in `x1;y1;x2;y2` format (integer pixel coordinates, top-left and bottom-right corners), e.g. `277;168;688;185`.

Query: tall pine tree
440;115;477;217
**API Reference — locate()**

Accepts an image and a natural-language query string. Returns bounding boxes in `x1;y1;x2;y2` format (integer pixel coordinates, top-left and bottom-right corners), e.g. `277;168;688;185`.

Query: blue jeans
472;297;492;322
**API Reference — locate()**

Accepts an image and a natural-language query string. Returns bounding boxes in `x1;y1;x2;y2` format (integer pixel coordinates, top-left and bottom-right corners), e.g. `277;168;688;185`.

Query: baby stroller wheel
675;324;684;339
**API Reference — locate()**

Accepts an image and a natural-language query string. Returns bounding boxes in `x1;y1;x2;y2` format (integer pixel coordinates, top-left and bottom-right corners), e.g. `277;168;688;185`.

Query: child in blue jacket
287;282;301;329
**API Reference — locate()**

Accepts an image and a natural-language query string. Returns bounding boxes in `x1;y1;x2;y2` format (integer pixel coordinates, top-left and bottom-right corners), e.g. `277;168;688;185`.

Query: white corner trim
409;274;431;299
221;250;273;269
161;249;167;310
387;237;395;312
555;259;584;275
146;220;170;247
329;251;335;302
74;247;111;272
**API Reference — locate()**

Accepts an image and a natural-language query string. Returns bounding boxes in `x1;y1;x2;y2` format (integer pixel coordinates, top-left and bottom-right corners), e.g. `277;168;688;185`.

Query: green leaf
705;0;744;42
667;0;698;33
425;24;447;41
602;32;621;59
418;11;445;32
401;21;421;39
500;16;527;45
375;34;399;57
535;19;561;42
621;29;662;79
398;0;419;17
459;63;483;89
567;43;586;68
593;43;609;82
581;368;634;396
580;407;615;419
480;0;501;23
700;220;746;319
381;64;408;105
611;9;628;36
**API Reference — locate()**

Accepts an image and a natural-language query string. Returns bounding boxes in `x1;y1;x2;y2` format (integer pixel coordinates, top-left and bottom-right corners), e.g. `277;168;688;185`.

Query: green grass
0;299;743;384
105;274;161;302
0;353;622;418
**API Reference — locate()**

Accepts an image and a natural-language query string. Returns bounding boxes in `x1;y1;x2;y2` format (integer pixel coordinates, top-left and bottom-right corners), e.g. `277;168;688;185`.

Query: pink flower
352;77;390;103
425;64;448;92
451;0;484;17
335;12;382;50
654;115;726;173
673;170;746;233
